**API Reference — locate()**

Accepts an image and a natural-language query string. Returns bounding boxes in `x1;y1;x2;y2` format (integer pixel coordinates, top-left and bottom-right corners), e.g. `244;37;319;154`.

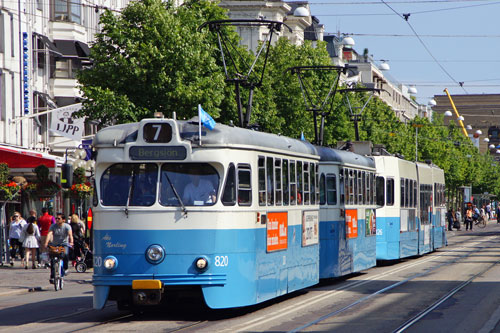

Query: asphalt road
0;224;499;332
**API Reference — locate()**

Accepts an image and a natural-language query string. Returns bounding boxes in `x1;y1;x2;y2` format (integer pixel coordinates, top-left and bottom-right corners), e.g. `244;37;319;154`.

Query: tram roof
315;145;375;168
94;118;319;157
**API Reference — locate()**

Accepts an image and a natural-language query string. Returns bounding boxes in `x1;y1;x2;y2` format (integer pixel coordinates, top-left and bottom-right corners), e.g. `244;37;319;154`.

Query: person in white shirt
183;173;216;206
8;212;26;266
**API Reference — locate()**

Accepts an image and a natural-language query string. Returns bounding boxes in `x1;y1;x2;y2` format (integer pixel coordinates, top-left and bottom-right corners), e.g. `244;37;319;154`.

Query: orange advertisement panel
267;212;288;252
345;209;358;238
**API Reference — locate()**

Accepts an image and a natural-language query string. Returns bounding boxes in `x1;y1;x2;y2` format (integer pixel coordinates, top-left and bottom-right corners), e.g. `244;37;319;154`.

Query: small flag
300;132;305;141
198;104;216;130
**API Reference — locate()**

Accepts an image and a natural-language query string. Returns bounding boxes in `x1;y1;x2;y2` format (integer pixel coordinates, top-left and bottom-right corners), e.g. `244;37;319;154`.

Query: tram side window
372;173;377;205
413;180;417;207
290;161;297;205
310;163;316;205
386;178;394;206
267;157;274;206
376;176;385;206
237;165;252;206
361;171;366;205
327;174;337;205
303;162;310;205
221;163;236;206
401;178;405;207
365;172;371;205
339;168;345;204
160;163;219;206
405;178;409;207
319;173;326;205
100;163;158;207
409;179;413;208
275;159;282;205
358;170;363;204
297;161;303;204
283;160;289;206
258;157;266;206
348;169;354;205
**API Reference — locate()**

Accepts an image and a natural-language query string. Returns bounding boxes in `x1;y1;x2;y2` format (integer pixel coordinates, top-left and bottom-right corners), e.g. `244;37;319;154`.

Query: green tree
77;0;234;125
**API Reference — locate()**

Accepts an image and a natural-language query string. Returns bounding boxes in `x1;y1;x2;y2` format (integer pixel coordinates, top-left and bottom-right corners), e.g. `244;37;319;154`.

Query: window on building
52;0;82;24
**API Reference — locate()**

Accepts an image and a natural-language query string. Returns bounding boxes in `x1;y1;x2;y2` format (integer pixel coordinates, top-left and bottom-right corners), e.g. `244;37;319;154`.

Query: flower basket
69;182;93;200
0;181;21;201
25;181;61;201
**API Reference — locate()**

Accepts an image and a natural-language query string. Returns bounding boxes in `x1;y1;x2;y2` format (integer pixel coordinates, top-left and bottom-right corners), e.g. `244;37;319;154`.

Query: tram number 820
214;255;229;267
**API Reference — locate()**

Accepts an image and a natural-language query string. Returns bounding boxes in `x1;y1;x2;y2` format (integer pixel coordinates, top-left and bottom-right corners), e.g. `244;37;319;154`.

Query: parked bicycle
48;246;66;291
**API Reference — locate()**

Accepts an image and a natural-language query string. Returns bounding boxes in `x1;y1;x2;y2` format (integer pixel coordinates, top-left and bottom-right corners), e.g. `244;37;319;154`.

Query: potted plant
68;167;93;199
0;163;21;201
25;164;61;201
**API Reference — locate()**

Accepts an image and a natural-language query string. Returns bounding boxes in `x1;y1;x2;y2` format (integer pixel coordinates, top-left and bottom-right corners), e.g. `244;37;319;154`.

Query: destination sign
129;146;187;160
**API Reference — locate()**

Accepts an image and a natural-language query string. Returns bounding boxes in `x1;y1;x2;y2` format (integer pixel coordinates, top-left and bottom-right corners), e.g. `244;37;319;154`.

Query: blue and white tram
374;156;447;260
317;147;378;277
92;117;321;309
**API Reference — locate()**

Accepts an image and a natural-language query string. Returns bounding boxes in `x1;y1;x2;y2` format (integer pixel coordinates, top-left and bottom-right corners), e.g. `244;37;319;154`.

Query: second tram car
317;147;378;277
92;117;321;309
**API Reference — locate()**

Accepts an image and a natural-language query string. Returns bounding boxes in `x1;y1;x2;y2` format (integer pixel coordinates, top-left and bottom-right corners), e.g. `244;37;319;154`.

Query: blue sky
309;0;500;105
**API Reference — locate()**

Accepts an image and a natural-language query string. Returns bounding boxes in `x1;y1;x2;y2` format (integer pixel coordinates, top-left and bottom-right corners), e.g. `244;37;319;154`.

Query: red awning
0;146;57;169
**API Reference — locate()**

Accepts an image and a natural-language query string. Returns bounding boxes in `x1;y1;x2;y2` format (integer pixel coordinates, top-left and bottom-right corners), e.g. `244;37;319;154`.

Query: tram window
221;164;236;206
258;157;266;206
283;160;289;206
376;176;385;206
357;170;363;204
101;163;158;207
159;163;218;206
275;159;282;205
409;179;413;208
405;178;409;207
413;180;417;207
266;157;274;205
319;173;326;205
290;161;296;205
349;169;355;205
316;164;320;203
297;161;303;205
237;166;251;206
365;172;370;205
326;174;337;205
401;178;405;207
361;171;366;205
310;163;316;205
303;162;310;205
339;168;345;204
386;178;394;206
372;173;377;205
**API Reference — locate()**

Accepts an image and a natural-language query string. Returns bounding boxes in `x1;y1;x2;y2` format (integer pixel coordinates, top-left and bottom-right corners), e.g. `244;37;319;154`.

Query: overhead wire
380;0;469;94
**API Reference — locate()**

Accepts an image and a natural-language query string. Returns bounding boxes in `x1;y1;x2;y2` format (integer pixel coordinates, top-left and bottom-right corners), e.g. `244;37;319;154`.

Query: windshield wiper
125;169;136;218
164;172;187;216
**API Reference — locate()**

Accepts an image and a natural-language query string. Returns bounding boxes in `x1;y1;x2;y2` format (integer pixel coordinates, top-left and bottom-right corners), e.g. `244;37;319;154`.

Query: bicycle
473;215;486;229
48;246;66;291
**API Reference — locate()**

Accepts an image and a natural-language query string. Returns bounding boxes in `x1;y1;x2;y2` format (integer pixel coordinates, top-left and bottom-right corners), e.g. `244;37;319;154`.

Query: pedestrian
446;209;454;231
38;207;55;254
8;212;26;266
29;209;41;266
20;216;41;269
465;207;473;231
497;205;500;224
486;203;491;220
69;214;85;261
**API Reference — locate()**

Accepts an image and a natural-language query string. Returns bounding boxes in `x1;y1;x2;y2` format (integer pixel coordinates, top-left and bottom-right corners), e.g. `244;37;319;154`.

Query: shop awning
34;33;63;57
54;40;90;58
0;146;58;169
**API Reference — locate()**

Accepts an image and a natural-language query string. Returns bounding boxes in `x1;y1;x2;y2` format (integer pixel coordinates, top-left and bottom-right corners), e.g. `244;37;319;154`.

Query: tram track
216;234;498;333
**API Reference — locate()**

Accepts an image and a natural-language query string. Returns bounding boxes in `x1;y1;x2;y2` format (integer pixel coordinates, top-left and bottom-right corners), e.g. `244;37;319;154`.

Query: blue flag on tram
198;104;216;130
300;132;305;141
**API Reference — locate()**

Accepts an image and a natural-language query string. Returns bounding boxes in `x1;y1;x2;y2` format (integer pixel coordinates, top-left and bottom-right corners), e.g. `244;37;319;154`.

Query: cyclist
44;213;73;282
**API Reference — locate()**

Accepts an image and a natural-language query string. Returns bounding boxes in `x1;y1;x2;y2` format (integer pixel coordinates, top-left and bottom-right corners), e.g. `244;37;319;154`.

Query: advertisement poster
302;210;319;246
345;209;358;238
267;212;288;252
365;209;376;236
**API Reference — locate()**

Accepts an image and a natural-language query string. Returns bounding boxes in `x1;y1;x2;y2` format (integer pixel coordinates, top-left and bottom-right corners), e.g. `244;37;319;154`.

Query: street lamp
379;60;390;71
466;125;472;130
444;110;452;117
428;99;437;107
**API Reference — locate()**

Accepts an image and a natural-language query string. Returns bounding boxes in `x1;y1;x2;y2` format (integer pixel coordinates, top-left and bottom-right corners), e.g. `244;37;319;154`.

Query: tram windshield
160;163;219;206
100;163;158;206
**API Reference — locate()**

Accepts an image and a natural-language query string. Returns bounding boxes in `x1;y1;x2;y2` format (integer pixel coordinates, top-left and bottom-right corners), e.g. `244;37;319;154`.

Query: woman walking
21;216;41;269
8;212;26;266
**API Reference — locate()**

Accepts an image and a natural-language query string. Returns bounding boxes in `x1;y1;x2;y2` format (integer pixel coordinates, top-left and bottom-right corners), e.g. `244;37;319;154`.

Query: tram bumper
132;280;163;306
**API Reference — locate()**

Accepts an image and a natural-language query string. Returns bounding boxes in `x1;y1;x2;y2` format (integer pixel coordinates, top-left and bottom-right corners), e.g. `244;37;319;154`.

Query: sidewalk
0;259;93;297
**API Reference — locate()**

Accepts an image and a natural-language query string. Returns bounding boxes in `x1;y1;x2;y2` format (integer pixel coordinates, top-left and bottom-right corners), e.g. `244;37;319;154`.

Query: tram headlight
146;244;165;264
104;256;118;271
195;257;208;272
